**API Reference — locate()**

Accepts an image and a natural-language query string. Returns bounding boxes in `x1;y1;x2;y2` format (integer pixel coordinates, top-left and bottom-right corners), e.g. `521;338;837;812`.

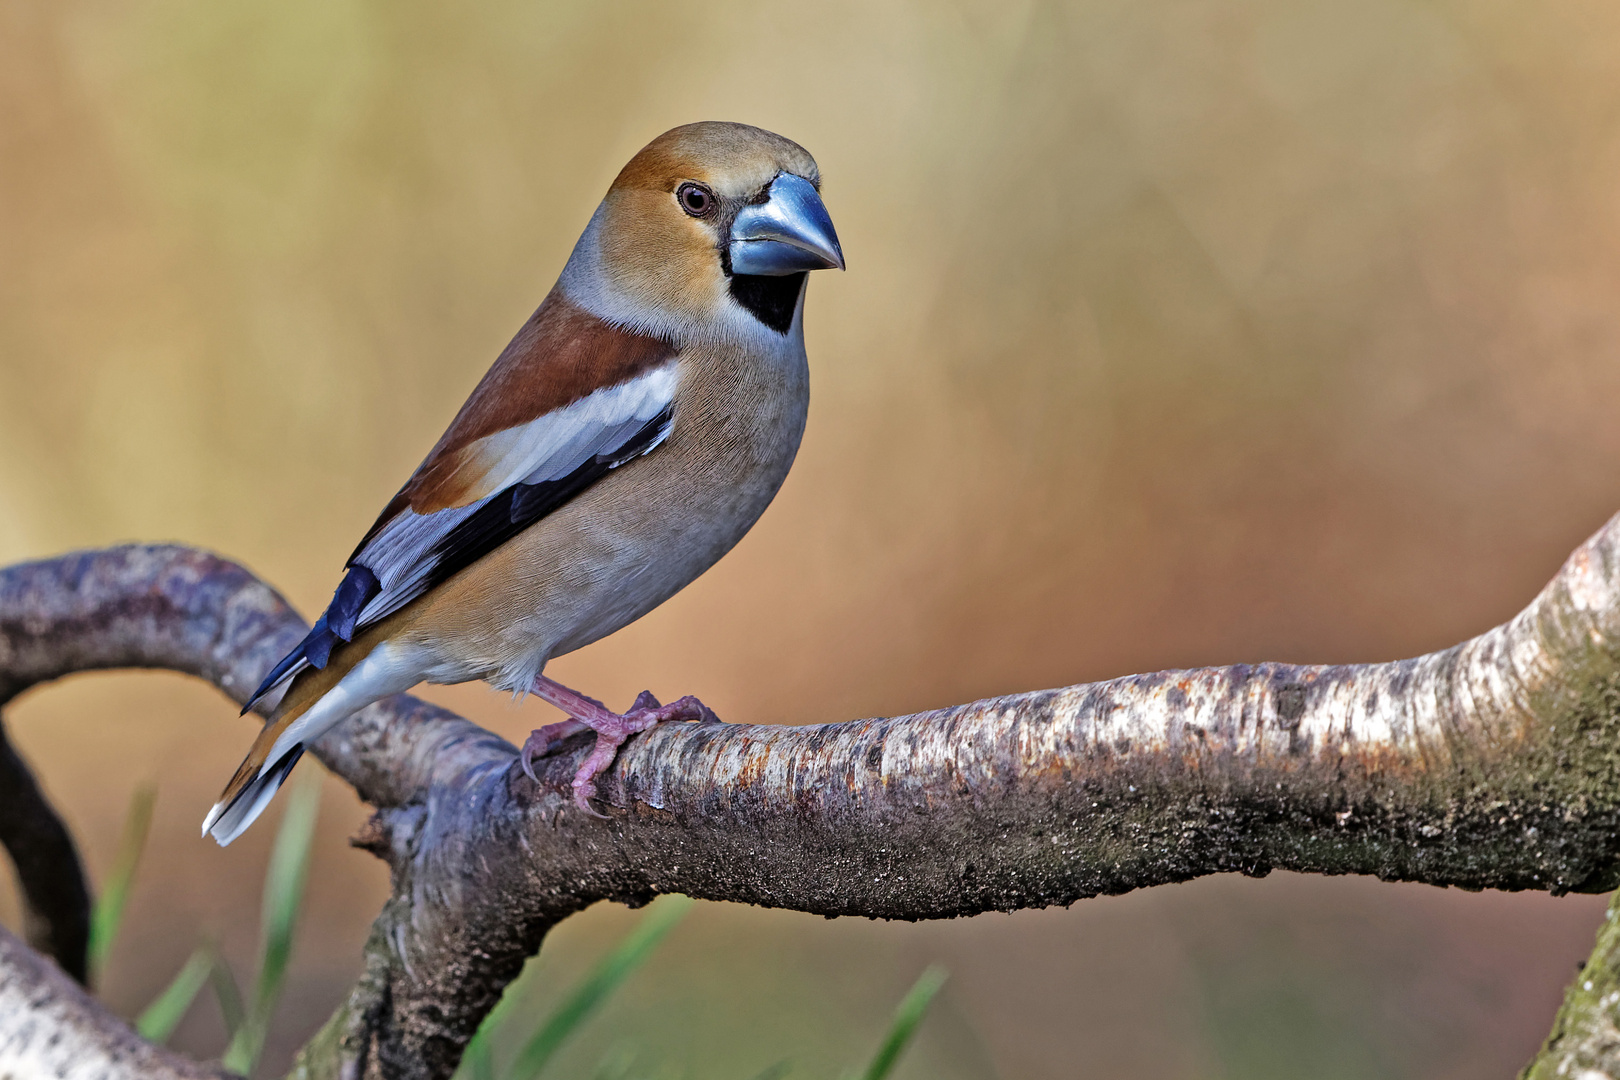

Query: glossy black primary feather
420;404;674;596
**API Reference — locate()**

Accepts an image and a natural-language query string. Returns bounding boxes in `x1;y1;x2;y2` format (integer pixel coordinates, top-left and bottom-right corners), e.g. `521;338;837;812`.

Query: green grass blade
506;895;694;1080
586;1044;640;1080
460;997;508;1080
464;1041;496;1080
856;966;948;1080
457;948;530;1080
88;783;156;980
210;951;247;1038
222;768;322;1076
135;945;212;1044
743;1062;791;1080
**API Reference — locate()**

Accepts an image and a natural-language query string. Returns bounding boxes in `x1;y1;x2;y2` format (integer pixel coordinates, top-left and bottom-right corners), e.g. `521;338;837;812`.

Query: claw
520;718;590;782
655;695;717;724
524;676;723;817
573;776;612;819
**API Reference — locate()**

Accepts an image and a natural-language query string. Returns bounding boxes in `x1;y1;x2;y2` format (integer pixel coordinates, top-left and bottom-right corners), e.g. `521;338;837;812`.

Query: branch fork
0;514;1618;1078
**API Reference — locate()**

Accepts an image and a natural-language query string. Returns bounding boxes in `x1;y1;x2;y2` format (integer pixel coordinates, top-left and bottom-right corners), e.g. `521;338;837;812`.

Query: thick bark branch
0;546;504;811
0;717;91;984
1;515;1619;1078
0;561;96;985
0;922;233;1079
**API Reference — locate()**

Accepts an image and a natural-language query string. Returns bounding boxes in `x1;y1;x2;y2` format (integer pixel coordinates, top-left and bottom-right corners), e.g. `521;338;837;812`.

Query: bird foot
521;676;717;817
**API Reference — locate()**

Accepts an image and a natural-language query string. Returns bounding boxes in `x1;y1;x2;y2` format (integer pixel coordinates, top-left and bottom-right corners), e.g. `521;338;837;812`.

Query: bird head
563;121;844;340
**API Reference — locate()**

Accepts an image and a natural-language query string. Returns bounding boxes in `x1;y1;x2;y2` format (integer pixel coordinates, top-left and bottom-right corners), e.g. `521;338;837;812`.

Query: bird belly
399;337;809;694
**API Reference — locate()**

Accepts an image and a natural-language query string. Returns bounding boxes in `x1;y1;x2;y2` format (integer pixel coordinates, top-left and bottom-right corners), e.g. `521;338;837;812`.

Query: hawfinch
204;122;843;845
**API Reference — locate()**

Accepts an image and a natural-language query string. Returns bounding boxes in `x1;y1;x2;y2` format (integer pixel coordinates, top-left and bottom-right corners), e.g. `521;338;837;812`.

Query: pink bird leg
521;676;717;816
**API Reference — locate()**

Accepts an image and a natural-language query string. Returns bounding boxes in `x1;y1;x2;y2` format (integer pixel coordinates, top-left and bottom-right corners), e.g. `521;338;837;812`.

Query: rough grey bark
0;922;233;1079
0;514;1619;1078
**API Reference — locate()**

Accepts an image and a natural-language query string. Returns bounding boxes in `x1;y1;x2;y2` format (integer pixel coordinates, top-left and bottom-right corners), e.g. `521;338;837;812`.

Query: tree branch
0;717;91;984
0;922;233;1079
1522;890;1620;1079
1;514;1618;1078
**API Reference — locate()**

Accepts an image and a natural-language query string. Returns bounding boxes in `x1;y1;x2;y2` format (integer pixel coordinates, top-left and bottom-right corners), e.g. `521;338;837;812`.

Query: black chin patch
729;273;807;335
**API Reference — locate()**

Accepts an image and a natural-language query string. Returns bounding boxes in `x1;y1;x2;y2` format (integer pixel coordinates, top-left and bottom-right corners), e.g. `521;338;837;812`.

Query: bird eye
677;183;715;218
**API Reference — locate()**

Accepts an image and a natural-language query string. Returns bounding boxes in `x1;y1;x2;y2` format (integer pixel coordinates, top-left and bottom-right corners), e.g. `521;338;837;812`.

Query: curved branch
0;719;90;983
0;516;1618;1079
0;545;505;811
0;922;233;1079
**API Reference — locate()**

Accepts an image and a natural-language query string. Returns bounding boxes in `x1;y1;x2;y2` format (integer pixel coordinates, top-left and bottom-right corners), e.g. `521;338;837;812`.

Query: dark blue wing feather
241;564;380;714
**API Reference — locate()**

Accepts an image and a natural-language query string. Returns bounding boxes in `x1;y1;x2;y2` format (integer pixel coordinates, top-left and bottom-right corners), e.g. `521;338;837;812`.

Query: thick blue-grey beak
729;173;845;276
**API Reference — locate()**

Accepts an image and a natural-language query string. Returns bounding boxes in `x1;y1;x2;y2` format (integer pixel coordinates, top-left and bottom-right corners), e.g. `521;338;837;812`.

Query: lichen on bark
1523;891;1620;1079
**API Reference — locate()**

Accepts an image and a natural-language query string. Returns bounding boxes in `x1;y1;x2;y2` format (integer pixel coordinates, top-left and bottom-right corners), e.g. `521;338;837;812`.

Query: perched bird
203;122;843;845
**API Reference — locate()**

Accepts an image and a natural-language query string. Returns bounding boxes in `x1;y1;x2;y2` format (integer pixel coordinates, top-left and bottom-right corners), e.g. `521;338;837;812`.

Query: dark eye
677;183;715;218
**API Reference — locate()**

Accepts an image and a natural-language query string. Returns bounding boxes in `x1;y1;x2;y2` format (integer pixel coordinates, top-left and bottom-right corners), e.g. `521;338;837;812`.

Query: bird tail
202;643;365;847
202;742;305;848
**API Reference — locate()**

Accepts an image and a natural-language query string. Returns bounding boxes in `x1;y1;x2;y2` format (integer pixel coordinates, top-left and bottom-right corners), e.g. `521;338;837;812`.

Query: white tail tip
201;747;304;847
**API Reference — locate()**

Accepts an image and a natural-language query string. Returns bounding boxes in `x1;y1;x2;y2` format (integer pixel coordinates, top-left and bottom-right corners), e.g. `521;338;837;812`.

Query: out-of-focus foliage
107;774;312;1074
137;946;214;1045
459;899;943;1080
223;769;320;1075
854;966;948;1080
461;896;693;1080
88;783;155;981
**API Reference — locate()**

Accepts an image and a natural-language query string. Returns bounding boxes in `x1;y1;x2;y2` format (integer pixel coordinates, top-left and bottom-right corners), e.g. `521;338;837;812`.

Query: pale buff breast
395;330;809;691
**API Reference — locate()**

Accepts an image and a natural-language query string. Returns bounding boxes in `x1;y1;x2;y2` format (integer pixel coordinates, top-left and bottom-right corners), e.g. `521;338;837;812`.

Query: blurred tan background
5;0;1620;1076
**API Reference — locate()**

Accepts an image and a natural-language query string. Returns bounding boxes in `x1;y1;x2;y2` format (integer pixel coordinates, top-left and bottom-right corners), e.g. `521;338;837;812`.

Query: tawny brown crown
610;121;819;199
589;122;823;329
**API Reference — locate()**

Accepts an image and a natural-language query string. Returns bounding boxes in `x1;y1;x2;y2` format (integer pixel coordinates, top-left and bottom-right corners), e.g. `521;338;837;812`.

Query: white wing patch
476;365;679;492
352;364;679;627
